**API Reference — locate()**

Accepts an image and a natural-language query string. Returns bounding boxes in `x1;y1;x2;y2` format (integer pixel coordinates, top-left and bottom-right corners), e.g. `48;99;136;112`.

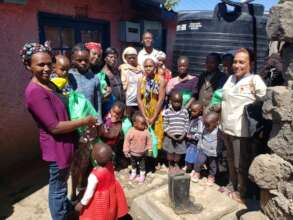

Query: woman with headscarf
21;43;96;220
157;51;172;83
119;47;144;117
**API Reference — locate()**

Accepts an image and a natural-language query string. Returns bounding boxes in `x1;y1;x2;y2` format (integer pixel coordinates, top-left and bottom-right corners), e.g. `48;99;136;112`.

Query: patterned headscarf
20;42;51;66
85;42;103;54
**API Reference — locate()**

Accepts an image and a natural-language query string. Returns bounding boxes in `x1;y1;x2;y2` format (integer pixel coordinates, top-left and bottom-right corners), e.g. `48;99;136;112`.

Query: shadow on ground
0;159;48;219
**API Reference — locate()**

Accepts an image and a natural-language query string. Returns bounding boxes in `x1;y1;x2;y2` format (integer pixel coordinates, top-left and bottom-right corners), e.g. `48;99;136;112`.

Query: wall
0;0;176;174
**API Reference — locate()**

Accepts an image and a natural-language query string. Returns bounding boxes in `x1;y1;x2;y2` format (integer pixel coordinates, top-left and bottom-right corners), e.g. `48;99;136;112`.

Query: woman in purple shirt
20;43;96;220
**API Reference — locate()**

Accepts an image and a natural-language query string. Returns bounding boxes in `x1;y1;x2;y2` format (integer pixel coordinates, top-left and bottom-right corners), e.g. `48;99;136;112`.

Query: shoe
207;176;215;186
191;172;200;183
138;174;145;183
129;172;136;181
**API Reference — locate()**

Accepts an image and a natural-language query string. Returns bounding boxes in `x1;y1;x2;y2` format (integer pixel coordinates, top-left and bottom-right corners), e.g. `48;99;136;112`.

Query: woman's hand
147;117;156;126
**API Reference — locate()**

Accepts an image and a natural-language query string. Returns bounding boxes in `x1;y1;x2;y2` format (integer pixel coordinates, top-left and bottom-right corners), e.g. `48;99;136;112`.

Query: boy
163;91;189;174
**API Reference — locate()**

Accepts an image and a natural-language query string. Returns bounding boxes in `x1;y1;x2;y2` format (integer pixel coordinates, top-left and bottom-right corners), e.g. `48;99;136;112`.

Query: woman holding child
21;43;96;220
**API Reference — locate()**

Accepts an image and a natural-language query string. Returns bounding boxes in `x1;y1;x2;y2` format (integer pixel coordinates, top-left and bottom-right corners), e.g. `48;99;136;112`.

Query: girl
119;47;143;117
75;143;128;220
99;101;126;168
157;51;172;83
21;42;96;219
123;111;152;183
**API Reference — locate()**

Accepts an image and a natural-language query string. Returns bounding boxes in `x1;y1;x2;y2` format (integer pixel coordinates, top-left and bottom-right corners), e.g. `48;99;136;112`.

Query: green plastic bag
96;72;108;96
181;90;193;107
122;117;132;137
68;90;97;135
211;89;223;106
148;127;158;158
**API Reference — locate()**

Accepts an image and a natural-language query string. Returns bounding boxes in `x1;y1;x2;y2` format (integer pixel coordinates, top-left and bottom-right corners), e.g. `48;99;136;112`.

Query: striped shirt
163;107;189;136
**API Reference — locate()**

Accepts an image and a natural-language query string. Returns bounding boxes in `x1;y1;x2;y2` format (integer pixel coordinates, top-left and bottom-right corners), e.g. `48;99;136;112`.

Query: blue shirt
68;68;102;123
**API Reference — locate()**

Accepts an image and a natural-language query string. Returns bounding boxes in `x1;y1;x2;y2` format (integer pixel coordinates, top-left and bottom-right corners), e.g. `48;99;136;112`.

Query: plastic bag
122;117;132;137
68;90;98;135
148;127;158;158
181;90;193;107
96;72;108;96
211;89;223;106
51;77;68;90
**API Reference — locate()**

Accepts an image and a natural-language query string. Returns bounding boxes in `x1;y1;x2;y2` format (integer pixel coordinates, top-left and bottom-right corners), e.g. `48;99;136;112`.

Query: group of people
21;31;271;220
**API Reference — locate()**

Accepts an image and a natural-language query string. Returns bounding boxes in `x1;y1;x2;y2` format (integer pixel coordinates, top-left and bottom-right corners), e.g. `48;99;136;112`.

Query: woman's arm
27;88;96;135
149;76;166;124
137;79;148;119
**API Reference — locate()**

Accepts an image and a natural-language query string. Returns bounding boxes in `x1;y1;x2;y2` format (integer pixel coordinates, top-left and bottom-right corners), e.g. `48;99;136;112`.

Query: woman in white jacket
220;48;267;203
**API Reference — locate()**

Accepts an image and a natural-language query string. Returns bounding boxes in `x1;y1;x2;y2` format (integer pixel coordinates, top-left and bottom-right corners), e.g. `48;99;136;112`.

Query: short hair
170;90;182;100
207;53;221;64
132;111;145;124
177;56;189;64
71;43;89;57
112;101;126;113
222;53;234;62
92;143;112;167
190;100;203;109
235;48;255;64
104;47;118;57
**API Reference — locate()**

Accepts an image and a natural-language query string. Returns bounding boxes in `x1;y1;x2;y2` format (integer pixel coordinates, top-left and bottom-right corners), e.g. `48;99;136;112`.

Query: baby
50;55;72;95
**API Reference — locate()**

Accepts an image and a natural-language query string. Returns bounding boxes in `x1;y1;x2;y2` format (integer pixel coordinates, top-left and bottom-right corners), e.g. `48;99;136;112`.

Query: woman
166;56;198;109
119;47;143;117
137;58;166;151
220;48;267;203
21;43;96;220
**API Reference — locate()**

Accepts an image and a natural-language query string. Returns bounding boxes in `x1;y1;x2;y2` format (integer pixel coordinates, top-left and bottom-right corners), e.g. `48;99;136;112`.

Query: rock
278;181;293;200
249;154;293;190
260;190;293;220
268;122;293;163
282;43;293;81
266;1;293;43
239;211;269;220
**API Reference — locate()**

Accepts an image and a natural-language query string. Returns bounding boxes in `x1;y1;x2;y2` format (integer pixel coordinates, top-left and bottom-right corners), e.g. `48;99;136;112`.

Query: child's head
92;143;113;167
71;43;90;74
110;101;125;123
177;56;189;77
203;112;219;132
190;101;203;118
206;53;221;73
132;111;147;131
54;55;70;78
170;91;182;111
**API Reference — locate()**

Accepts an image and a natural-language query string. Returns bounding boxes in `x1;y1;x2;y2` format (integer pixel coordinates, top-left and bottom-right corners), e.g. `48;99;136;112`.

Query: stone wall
249;2;293;220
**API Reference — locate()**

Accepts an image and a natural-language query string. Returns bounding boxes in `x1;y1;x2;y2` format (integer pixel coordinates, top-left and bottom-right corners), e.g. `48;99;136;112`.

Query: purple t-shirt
25;82;75;169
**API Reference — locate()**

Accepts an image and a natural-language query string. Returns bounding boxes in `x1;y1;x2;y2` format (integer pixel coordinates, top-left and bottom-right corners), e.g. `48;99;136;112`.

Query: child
123;111;152;183
163;91;189;174
185;102;204;180
192;112;221;186
99;101;125;168
75;143;128;220
50;55;72;95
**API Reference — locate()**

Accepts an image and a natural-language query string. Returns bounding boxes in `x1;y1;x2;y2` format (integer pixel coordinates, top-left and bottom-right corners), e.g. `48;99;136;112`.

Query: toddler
193;111;221;186
123;111;152;183
75;143;128;220
185;102;204;181
163;91;189;174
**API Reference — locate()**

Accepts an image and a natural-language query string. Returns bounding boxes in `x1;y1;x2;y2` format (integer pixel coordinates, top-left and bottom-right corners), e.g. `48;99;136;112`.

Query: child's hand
75;202;84;212
178;134;185;142
83;116;97;127
104;87;112;99
186;134;192;140
124;152;131;158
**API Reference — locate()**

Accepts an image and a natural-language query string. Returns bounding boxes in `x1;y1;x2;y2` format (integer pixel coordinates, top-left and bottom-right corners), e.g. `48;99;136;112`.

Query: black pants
194;155;217;177
130;155;146;173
